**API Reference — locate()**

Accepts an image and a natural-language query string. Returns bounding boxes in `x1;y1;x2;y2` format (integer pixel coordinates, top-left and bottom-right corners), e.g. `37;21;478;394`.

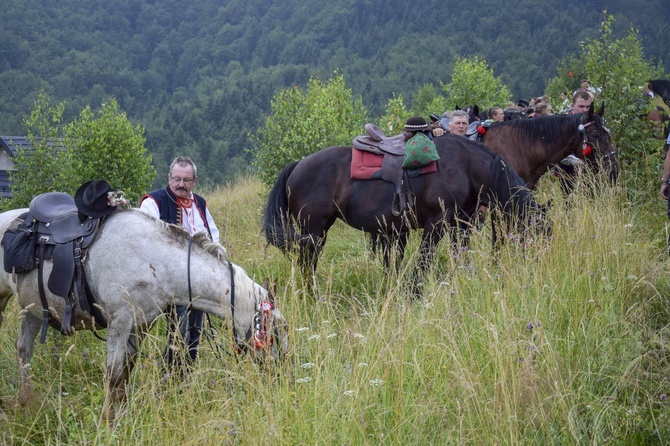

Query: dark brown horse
479;103;618;189
263;135;549;291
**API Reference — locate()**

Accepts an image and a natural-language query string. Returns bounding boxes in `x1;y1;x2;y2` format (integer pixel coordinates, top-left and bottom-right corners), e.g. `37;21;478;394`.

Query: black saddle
0;192;107;342
30;192;104;340
352;124;415;216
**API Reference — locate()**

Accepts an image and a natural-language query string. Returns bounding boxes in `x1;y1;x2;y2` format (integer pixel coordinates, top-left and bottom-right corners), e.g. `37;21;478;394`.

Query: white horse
0;208;288;422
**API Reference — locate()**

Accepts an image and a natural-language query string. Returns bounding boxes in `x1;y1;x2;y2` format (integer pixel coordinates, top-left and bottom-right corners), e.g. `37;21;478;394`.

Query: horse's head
463;105;481;123
241;278;290;363
581;102;619;184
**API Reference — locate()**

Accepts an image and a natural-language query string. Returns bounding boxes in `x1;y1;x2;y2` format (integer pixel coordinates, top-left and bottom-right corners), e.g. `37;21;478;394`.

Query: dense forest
1;0;669;186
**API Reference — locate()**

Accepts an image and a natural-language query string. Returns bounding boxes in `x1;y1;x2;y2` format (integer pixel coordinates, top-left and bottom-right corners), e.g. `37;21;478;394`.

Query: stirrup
60;301;76;335
392;193;402;216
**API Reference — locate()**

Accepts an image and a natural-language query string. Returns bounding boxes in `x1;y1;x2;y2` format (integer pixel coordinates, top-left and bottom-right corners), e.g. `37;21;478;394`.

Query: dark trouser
553;162;577;196
164;304;203;368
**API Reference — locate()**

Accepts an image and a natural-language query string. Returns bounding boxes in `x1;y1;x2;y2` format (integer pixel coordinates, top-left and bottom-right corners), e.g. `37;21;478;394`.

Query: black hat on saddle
404;116;430;132
75;179;115;218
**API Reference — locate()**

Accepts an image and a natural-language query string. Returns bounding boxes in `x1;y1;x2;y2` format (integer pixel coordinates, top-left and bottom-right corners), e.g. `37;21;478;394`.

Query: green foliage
3;91;66;210
440;56;512;111
376;94;410;136
61;98;156;203
411;84;450;121
2;0;670;186
250;73;368;187
3;95;155;210
546;14;665;186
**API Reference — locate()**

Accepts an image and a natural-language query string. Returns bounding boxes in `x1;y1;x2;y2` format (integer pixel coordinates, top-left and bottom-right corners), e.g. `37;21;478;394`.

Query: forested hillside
1;0;668;186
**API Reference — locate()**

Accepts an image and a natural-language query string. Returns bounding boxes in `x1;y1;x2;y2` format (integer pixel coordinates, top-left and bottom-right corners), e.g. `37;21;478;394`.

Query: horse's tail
263;161;300;253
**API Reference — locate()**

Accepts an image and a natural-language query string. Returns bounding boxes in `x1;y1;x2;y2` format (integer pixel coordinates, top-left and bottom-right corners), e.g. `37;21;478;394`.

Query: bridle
186;236;279;356
578;115;617;163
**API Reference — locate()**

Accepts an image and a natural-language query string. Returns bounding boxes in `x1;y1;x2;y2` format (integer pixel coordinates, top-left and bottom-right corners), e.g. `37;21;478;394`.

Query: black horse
648;79;670;104
480;103;618;189
263;135;549;290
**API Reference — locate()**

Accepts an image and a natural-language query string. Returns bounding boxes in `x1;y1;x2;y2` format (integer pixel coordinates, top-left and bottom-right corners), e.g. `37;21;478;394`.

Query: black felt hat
404;116;429;132
74;180;115;218
517;99;530;108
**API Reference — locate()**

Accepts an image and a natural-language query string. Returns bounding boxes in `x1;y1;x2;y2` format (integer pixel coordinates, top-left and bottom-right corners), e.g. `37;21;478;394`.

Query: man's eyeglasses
169;175;195;184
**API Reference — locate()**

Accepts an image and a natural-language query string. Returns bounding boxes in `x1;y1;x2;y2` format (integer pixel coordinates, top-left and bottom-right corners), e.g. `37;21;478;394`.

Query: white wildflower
296;377;313;383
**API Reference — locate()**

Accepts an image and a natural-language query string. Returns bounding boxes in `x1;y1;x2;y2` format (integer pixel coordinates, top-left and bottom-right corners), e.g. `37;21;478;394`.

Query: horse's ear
261;278;269;290
596;102;605;117
455;106;461;110
473;105;479;116
583;101;596;121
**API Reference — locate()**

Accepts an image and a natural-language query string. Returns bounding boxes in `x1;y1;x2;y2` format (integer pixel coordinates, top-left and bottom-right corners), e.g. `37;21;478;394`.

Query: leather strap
38;237;49;344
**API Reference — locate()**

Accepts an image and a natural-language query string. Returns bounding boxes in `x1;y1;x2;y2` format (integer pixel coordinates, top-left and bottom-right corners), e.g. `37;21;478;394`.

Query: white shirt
139;194;221;245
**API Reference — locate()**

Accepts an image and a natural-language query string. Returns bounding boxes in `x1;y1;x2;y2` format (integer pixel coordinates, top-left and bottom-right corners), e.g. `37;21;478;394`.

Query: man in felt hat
139;156;221;370
404;115;445;140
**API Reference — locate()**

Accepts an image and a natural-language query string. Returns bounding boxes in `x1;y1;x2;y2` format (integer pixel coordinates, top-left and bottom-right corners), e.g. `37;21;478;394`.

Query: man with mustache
140;156;221;371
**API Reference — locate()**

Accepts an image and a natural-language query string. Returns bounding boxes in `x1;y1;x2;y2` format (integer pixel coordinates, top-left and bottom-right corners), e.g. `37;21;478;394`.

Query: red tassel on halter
582;144;593;156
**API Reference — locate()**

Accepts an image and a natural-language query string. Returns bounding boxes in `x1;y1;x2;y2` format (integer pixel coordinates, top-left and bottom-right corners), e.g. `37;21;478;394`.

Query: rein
185;237;277;357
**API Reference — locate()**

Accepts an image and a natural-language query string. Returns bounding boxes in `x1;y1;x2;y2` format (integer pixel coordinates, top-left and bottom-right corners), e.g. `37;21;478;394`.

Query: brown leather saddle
18;192;104;341
352;124;418;216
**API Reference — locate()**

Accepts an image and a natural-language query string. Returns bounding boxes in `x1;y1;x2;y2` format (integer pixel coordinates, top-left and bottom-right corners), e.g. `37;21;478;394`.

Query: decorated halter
226;260;277;354
578;115;614;159
252;299;275;349
577;119;593;156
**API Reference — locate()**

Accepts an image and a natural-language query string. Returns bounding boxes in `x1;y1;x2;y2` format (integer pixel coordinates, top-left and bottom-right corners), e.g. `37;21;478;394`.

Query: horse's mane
490;114;583;144
435;136;539;218
130;209;228;262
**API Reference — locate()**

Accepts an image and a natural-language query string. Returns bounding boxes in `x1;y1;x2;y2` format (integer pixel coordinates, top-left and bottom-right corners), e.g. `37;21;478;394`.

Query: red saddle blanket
350;147;437;180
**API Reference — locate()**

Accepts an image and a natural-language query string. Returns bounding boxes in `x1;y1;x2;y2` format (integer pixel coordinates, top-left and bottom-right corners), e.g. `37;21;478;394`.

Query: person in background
447;110;469;136
139;156;222;370
488;106;505;122
554;91;594;193
574;79;596;99
559;90;571;113
534;101;552;116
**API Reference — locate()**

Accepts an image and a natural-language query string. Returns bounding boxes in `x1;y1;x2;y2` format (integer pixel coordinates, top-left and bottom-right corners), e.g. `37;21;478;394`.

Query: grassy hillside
2;172;670;444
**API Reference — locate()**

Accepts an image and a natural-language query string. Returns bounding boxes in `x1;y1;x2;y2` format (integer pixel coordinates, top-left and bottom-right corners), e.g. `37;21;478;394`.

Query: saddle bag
402;133;440;169
2;216;37;274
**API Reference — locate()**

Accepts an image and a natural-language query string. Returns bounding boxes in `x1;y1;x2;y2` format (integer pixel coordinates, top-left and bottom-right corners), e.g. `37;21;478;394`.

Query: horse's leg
103;316;139;423
298;233;322;280
17;311;41;407
0;292;13;422
412;224;447;297
390;232;408;272
0;293;12;330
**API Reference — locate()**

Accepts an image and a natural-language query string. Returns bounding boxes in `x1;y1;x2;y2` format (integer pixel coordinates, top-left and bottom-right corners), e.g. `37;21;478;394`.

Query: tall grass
2;172;670;444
